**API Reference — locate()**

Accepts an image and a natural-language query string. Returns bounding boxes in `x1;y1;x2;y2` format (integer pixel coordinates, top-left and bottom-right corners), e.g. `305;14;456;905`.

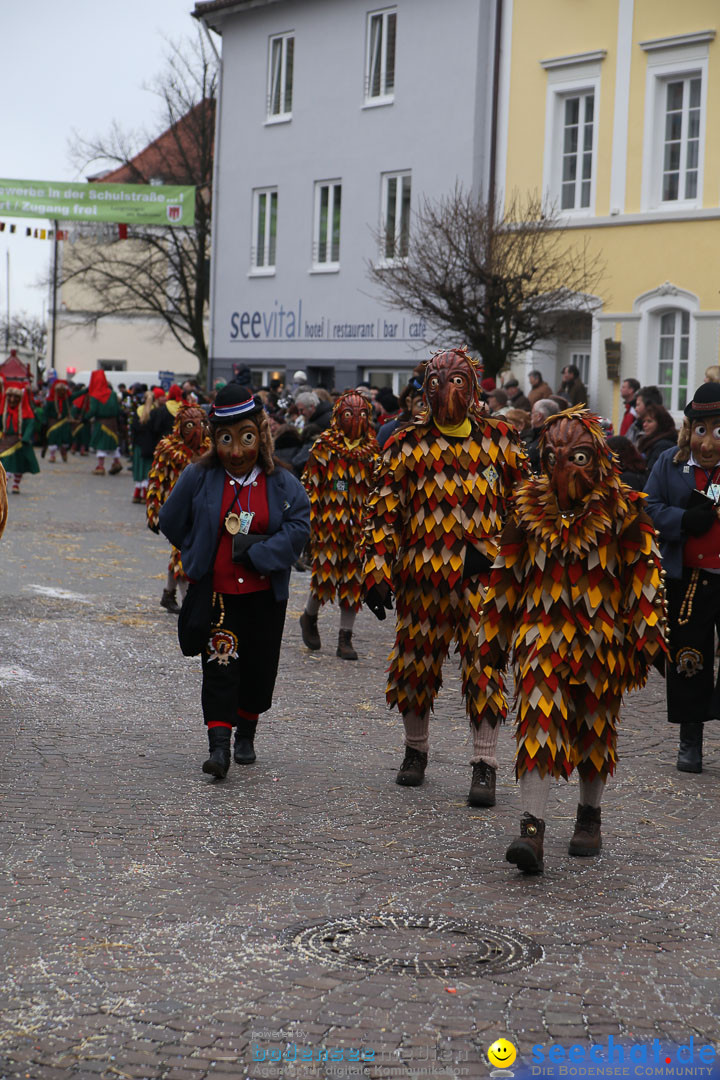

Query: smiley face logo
488;1039;517;1069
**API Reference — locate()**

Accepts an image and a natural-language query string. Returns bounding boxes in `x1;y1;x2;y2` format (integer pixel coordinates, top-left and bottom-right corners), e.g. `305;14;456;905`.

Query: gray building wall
204;0;496;390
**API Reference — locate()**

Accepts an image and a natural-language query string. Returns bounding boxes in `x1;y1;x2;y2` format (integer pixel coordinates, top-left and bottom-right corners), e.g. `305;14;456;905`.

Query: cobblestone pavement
0;456;718;1080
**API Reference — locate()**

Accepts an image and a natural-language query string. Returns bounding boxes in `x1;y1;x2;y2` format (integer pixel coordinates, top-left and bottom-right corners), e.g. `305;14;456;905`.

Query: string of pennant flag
0;222;130;240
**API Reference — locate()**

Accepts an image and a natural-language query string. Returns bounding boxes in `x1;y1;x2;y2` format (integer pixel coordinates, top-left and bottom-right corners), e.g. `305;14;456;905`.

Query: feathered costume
302;391;379;612
364;352;529;725
477;406;667;783
146;404;211;582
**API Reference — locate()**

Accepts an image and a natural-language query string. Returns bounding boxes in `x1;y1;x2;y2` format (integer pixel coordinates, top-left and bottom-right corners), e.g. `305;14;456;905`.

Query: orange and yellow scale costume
302;402;379;612
146;407;211;582
364;413;528;722
476;410;668;783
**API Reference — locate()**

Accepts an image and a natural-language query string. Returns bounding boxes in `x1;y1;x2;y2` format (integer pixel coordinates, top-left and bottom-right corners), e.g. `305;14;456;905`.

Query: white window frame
311;180;342;272
541;53;603;218
633;282;699;420
362;367;411;395
266;31;294;123
364;7;397;106
378;170;411;265
640;35;711;212
250;187;278;276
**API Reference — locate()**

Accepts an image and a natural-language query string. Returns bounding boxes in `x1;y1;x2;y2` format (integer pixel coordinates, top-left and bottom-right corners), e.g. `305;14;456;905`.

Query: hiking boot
568;803;602;857
468;760;496;807
233;736;256;764
202;727;231;779
677;722;703;773
299;610;321;650
506;813;545;874
336;629;358;660
160;588;181;614
108;459;122;475
396;747;428;787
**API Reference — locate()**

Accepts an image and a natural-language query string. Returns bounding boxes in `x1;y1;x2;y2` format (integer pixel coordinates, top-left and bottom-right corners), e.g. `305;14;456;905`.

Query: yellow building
500;0;720;427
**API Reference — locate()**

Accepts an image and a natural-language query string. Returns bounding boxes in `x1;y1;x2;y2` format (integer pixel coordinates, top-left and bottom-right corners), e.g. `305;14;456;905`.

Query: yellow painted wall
507;0;620;211
554;218;720;312
507;0;720;215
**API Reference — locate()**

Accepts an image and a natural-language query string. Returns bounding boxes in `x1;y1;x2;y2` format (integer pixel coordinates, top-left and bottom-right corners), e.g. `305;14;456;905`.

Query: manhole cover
284;914;542;977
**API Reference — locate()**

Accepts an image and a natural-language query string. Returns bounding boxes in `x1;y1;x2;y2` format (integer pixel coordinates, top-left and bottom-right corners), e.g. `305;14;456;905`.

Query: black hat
209;383;263;423
684;383;720;419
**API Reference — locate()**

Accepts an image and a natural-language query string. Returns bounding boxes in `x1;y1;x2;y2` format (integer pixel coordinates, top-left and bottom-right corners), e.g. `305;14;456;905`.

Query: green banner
0;178;195;227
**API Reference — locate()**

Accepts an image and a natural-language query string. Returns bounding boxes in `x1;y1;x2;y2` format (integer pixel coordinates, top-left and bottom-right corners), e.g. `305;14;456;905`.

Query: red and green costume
87;371;121;453
0;384;40;479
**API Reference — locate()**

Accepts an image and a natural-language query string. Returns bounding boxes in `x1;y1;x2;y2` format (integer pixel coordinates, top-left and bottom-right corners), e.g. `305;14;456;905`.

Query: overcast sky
0;0;205;325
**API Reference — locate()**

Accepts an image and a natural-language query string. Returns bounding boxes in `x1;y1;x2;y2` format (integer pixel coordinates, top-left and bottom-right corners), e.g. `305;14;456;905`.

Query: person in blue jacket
159;383;310;779
645;381;720;774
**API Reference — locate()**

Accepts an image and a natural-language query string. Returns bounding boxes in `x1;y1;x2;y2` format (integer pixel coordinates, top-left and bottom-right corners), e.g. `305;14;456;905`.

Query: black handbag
231;532;269;563
177;574;216;657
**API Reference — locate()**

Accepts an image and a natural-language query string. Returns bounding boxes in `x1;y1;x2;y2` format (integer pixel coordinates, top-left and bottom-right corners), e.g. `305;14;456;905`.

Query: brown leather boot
108;459;123;475
396;747;428;787
299;610;321;650
468;761;496;807
568;803;602;856
160;588;181;614
506;813;545;874
336;629;358;660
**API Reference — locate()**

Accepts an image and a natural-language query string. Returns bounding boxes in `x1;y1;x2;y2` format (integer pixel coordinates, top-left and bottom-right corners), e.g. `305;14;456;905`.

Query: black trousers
201;591;288;727
666;570;720;724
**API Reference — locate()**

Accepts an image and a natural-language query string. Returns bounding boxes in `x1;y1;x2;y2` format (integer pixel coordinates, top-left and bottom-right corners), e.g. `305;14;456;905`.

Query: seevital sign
0;178;195;227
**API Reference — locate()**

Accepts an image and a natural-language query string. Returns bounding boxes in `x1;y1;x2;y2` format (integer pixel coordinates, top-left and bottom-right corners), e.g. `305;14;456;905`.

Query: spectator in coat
558;365;588;407
619;378;641;436
606;435;647;491
627;385;663;446
503;378;531;413
638;403;678;478
527;370;554;406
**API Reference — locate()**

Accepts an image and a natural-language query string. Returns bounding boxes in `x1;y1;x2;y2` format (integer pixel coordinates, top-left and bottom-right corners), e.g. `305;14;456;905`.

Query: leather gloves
365;581;393;620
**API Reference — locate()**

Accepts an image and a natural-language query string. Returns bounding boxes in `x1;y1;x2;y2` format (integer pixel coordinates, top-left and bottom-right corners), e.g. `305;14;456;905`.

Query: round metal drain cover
284;914;542;977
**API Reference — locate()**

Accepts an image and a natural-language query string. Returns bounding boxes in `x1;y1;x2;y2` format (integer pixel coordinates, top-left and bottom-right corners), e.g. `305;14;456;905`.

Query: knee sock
403;710;430;754
305;593;321;617
339;605;356;632
236;707;259;739
578;774;605;808
520;769;551;819
470;717;499;770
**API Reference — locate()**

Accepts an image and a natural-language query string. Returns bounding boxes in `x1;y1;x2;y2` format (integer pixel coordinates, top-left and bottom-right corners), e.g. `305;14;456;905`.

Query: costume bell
645;382;720;774
476;407;667;873
146;403;211;613
0;382;40;493
300;390;379;661
159;384;310;779
363;346;529;806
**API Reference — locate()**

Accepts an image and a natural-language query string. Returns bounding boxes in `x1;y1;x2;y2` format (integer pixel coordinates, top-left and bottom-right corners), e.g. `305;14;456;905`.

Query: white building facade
196;0;498;392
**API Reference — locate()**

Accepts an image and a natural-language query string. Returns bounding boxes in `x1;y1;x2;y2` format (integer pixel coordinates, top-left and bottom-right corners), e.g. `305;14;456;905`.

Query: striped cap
209;383;262;423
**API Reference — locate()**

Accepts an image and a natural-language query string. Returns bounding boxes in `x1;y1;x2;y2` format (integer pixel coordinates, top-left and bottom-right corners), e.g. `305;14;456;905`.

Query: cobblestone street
1;457;718;1080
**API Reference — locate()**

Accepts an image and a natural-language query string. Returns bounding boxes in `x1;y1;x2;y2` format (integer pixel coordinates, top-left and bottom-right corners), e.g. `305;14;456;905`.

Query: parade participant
87;371;122;475
475;406;666;873
131;390;162;504
363;346;529;804
0;382;40;494
45;380;72;463
0;462;7;538
158;384;310;779
645;382;720;774
146;403;211;613
299;390;379;661
70;384;90;455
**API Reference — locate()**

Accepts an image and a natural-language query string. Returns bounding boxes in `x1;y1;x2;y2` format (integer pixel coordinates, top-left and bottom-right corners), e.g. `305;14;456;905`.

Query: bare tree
368;187;606;380
61;30;217;384
1;311;47;362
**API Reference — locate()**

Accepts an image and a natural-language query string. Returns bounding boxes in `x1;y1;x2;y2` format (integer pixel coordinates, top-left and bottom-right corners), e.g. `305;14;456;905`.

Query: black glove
682;500;717;537
463;545;492;579
365;582;393;621
148;521;160;535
